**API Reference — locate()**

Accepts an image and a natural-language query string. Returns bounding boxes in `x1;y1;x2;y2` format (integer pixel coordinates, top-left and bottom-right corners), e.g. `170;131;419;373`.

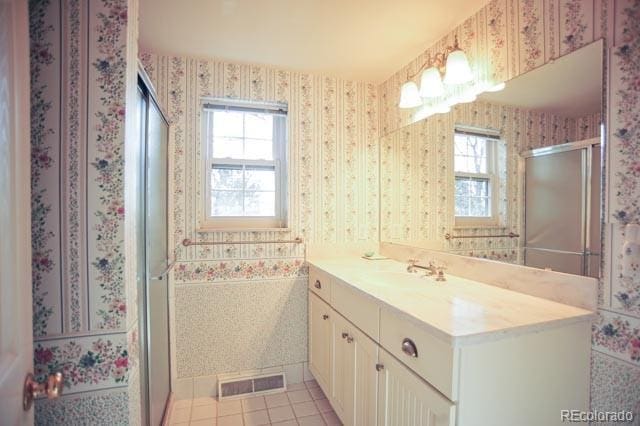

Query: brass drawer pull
314;280;322;289
322;314;329;320
375;363;385;372
402;338;418;358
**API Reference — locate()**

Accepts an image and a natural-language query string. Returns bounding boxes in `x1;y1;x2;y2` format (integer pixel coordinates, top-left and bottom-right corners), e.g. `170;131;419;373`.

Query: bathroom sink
359;270;424;288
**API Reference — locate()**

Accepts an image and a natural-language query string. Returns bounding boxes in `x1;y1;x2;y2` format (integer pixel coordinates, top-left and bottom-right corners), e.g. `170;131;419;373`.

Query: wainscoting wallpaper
380;99;601;262
138;52;379;392
29;0;141;423
378;0;640;412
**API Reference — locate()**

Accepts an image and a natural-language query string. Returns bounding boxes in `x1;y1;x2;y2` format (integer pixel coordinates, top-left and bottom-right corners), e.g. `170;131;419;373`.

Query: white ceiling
139;0;488;82
479;41;602;118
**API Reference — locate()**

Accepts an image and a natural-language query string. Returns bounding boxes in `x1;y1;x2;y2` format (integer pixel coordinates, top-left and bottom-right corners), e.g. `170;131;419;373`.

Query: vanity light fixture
398;36;474;109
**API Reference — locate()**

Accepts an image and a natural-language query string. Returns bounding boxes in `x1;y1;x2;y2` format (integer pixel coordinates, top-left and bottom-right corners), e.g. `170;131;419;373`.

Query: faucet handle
435;263;447;282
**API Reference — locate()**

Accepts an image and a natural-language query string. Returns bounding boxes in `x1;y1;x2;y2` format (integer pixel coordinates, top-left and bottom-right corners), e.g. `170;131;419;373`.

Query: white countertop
307;255;596;346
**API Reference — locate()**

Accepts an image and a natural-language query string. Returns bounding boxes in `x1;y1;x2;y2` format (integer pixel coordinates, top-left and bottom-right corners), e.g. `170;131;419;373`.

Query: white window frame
453;128;500;227
199;98;288;231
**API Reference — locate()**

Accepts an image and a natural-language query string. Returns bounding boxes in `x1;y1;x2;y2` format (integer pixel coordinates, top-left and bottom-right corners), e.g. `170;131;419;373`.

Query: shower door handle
151;259;176;281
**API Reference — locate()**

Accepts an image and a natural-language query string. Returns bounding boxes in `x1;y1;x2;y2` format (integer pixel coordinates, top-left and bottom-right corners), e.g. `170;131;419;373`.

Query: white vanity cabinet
308;290;332;393
307;264;592;426
331;309;379;426
377;348;455;426
309;291;379;426
309;271;452;426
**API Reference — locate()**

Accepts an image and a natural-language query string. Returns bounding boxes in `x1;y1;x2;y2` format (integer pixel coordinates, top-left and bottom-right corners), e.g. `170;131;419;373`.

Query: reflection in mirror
380;40;603;277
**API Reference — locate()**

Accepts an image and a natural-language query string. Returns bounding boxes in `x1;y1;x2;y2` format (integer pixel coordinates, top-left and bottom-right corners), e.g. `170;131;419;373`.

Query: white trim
453;131;500;226
200;101;288;230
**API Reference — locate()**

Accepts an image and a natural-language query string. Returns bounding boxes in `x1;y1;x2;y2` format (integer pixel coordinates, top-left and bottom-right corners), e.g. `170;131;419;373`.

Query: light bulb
443;50;473;85
399;81;422;109
419;67;444;98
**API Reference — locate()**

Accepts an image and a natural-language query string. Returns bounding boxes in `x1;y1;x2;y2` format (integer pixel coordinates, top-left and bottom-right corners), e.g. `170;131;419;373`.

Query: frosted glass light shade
443;50;473;85
399;81;422;109
419;67;444;98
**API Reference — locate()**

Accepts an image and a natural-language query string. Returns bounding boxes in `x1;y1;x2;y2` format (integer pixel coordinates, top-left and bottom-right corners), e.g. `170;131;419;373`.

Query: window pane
212;137;244;159
455;154;487;173
454;137;469;156
469;178;489;197
469;197;491;217
213;110;244;137
211;167;243;190
455;178;469;197
455;196;469;216
244;138;273;160
244;191;275;216
454;133;490;173
245;167;275;191
244;112;273;139
211;190;243;216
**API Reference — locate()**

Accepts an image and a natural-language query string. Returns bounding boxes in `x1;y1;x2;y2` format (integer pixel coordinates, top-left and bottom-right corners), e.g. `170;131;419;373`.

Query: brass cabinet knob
322;314;329;320
375;363;385;372
346;336;354;343
341;332;349;339
23;372;64;410
314;280;322;289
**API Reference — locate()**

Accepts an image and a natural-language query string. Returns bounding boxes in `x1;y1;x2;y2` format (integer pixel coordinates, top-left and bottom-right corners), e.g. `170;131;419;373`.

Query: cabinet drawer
309;266;331;302
380;308;458;400
331;278;380;341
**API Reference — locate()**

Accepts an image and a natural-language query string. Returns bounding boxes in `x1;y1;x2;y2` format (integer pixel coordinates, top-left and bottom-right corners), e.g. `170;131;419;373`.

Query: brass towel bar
444;232;519;240
182;237;304;246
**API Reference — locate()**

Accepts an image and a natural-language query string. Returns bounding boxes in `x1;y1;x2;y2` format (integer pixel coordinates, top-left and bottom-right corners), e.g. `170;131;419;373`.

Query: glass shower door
137;71;171;425
145;96;171;425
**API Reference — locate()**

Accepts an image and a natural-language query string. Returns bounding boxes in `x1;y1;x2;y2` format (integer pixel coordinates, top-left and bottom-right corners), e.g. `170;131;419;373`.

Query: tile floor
168;379;343;426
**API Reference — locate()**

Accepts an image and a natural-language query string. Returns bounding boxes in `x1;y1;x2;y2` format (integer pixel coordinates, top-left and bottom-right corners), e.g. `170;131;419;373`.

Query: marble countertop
307;255;596;346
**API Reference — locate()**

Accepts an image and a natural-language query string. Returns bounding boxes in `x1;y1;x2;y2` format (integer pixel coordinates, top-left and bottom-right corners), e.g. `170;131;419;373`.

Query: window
202;100;288;229
454;130;499;225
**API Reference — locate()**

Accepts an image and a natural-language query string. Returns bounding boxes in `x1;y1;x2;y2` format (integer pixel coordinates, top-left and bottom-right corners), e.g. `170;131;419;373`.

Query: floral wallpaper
34;334;130;394
29;0;140;423
29;0;58;338
173;259;308;284
34;388;130;426
378;0;640;414
139;51;380;383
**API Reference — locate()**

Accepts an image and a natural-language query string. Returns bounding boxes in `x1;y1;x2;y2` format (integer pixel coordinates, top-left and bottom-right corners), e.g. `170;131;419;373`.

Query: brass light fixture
399;36;474;109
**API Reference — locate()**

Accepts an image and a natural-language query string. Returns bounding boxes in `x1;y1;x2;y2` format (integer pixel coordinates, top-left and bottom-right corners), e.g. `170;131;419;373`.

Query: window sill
453;220;504;229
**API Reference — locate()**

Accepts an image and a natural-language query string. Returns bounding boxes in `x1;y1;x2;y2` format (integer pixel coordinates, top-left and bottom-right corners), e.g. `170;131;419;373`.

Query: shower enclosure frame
137;63;172;425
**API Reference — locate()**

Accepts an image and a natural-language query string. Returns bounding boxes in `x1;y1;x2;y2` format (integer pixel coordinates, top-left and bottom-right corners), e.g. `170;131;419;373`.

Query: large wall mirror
380;39;604;278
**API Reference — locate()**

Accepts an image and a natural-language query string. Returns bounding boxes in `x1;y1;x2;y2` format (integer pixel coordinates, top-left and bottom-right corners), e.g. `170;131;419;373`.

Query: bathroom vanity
306;256;595;426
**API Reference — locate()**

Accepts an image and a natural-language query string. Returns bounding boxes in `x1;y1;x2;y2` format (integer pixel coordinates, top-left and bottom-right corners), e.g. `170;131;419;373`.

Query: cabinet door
309;292;332;393
331;313;355;424
352;324;379;426
377;349;455;426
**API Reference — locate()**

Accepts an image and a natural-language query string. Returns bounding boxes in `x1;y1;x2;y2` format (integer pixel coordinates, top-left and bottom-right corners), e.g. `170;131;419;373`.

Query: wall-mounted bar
444;232;519;240
182;237;304;246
